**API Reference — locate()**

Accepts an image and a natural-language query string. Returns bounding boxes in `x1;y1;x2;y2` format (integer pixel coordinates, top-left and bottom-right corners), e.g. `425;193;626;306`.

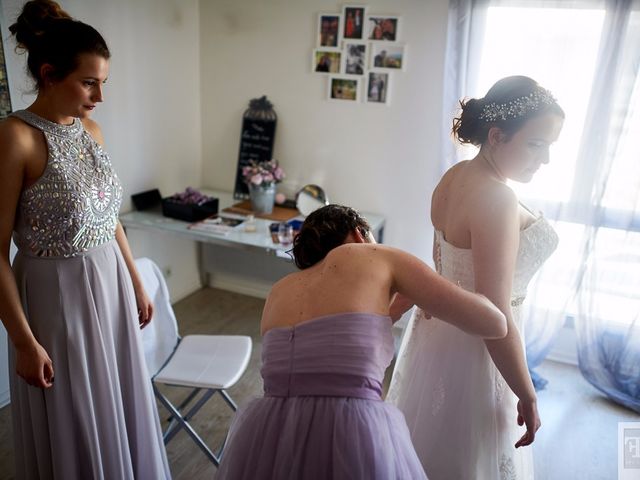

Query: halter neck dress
8;110;171;480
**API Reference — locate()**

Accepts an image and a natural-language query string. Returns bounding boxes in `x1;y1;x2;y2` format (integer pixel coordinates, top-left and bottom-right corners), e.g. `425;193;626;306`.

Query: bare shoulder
473;180;518;210
433;161;469;196
0;116;34;143
432;161;471;204
325;243;401;276
431;160;472;226
270;270;301;293
469;180;519;230
325;242;391;263
0;117;40;160
81;117;105;145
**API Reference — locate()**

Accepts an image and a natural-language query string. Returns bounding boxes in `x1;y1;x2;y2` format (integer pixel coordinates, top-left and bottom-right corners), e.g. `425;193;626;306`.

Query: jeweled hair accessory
479;87;556;122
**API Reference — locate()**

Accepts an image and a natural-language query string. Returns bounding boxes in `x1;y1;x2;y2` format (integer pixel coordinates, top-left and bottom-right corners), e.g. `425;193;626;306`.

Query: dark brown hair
452;76;565;146
9;0;110;89
292;205;371;269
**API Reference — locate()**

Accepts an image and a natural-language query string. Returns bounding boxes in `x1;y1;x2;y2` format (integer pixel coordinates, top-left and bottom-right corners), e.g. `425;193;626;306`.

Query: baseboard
0;389;9;408
207;275;271;299
546;349;578;366
169;279;203;303
545;325;578;366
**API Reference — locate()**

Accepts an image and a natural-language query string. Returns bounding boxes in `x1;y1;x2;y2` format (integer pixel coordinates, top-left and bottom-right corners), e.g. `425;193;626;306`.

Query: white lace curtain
442;0;640;411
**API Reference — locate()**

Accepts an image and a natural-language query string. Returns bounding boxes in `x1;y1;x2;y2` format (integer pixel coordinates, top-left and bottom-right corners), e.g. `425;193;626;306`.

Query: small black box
161;197;219;222
131;189;162;210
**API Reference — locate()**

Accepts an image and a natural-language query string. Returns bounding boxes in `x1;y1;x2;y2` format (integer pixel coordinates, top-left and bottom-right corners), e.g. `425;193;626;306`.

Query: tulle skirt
217;395;427;479
9;240;171;480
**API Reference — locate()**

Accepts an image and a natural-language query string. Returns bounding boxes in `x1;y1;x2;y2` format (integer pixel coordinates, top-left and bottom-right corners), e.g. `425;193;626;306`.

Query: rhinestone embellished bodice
11;110;122;258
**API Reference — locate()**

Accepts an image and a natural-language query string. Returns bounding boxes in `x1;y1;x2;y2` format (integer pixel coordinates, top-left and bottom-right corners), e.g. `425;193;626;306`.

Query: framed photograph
317;13;342;47
342;5;367;40
342;41;367;75
312;49;342;74
327;76;361;102
365;72;390;105
365;15;400;41
0;26;12;120
370;43;406;71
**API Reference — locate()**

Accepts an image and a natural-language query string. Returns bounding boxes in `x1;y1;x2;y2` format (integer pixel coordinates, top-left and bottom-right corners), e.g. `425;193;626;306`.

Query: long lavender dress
8;110;171;479
217;312;427;479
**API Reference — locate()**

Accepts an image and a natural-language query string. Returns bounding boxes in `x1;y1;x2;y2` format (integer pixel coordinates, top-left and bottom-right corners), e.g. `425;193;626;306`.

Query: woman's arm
388;293;414;322
0;123;54;388
384;246;507;339
469;185;540;448
83;119;154;329
115;223;153;328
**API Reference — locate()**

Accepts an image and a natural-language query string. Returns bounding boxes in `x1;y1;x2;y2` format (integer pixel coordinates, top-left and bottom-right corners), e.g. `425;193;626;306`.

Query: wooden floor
0;287;638;479
0;287;267;480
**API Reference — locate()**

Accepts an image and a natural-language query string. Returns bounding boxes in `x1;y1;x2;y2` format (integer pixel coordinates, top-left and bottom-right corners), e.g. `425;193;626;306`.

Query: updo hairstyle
452;76;564;146
292;205;371;270
9;0;110;89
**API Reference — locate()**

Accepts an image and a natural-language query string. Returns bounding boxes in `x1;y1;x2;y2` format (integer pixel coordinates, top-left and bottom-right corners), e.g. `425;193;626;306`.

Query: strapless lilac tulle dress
217;313;427;479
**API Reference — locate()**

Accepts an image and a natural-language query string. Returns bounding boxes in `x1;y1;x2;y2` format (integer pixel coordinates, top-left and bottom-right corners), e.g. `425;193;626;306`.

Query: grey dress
8;110;171;480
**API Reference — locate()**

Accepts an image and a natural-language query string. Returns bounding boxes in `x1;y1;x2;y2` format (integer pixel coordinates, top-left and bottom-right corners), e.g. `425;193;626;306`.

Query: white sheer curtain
439;0;488;174
441;0;640;410
574;1;640;412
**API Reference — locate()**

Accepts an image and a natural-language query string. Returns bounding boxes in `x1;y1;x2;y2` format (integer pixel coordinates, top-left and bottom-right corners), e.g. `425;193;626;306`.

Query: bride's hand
515;399;541;448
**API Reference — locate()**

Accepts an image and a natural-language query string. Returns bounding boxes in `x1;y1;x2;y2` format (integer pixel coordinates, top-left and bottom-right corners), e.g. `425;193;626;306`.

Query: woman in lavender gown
217;205;508;479
0;1;170;478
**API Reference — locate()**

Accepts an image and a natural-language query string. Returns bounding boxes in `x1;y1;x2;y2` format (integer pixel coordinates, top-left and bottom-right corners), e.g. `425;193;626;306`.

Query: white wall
0;0;452;405
0;0;203;407
1;0;203;300
199;0;449;259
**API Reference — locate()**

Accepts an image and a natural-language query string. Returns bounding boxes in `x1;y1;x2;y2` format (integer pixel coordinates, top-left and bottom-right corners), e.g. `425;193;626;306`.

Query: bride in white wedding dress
387;76;564;480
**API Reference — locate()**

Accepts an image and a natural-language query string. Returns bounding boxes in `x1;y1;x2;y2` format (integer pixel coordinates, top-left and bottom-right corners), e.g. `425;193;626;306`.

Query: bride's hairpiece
479;87;556;122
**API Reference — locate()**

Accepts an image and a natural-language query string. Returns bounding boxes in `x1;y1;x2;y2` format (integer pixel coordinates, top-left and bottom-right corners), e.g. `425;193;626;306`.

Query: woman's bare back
431;160;536;250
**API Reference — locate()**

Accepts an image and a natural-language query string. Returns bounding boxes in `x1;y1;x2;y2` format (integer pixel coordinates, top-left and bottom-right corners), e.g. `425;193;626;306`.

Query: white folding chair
136;257;252;466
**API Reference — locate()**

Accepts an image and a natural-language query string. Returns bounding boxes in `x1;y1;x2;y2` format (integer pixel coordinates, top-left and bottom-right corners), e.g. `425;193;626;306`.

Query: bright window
470;4;639;329
477;6;605;205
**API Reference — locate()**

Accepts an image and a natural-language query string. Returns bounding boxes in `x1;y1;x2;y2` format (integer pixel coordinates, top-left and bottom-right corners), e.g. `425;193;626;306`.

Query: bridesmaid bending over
217;204;507;479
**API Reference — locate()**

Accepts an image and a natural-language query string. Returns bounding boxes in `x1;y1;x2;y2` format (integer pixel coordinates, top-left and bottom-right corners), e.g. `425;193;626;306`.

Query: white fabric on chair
133;256;253;466
136;257;180;377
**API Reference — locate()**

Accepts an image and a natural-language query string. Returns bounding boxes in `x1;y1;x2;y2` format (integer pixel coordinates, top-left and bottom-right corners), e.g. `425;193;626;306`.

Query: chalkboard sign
234;96;277;199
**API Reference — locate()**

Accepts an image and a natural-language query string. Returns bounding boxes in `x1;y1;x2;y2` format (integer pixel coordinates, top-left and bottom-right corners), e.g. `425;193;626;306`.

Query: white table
120;189;385;285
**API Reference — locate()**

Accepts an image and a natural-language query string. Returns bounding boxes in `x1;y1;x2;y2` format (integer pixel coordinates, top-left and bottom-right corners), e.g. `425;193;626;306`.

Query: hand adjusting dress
9;110;171;480
217;312;428;480
387;217;558;480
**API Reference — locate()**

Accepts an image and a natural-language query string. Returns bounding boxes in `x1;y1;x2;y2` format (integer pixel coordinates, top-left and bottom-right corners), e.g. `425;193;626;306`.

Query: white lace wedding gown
387;216;558;480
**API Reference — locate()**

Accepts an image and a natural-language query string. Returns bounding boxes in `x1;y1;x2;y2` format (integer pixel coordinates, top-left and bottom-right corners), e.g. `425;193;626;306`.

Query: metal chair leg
165;387;202;422
153;385;220;466
164;389;217;444
219;389;238;411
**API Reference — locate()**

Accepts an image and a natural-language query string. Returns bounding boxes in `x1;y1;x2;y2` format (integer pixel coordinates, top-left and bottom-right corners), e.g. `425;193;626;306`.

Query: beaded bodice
11;110;122;258
434;216;558;305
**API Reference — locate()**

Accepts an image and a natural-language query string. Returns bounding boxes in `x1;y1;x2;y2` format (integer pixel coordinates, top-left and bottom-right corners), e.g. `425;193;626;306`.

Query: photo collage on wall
313;5;405;105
